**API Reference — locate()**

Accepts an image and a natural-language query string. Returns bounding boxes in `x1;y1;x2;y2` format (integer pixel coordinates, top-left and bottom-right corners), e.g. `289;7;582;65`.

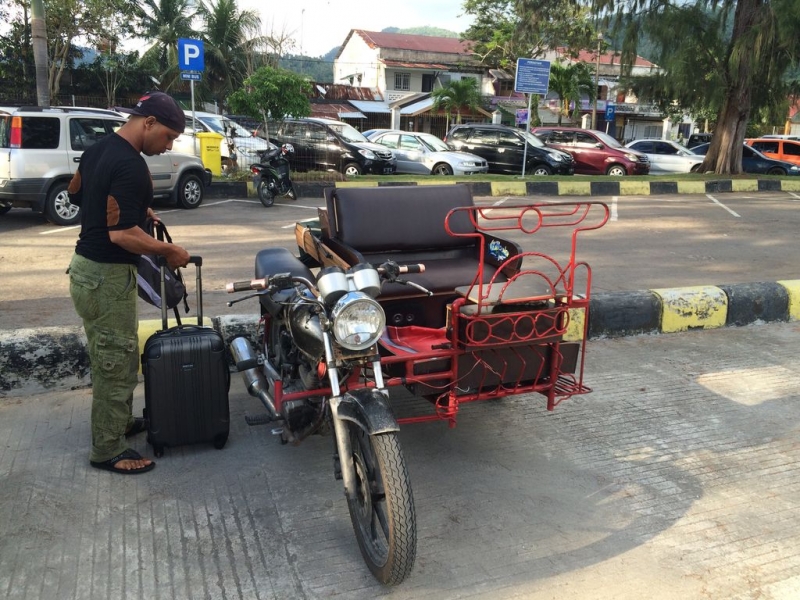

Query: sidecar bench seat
319;185;522;327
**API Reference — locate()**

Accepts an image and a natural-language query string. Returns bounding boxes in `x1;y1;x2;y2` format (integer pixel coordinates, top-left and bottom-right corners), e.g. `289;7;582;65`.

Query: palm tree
431;78;484;130
138;0;197;91
197;0;262;109
548;62;595;126
31;0;49;106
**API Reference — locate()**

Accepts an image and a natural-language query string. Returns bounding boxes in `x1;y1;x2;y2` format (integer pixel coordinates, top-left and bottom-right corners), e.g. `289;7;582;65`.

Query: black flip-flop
124;417;149;439
90;448;155;475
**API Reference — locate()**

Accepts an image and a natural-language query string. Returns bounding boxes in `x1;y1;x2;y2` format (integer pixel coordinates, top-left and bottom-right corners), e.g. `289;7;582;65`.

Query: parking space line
706;194;741;218
611;196;618;221
789;192;800;201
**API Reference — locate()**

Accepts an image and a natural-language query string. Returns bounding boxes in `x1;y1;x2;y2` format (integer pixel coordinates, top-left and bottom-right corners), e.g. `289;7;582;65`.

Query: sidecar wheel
346;425;416;585
258;181;275;207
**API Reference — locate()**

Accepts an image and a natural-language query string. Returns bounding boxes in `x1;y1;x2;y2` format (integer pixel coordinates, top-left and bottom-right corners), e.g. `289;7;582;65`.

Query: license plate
383;167;393;174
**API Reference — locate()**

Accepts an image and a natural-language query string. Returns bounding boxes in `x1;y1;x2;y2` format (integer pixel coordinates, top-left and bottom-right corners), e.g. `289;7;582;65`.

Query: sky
238;0;474;57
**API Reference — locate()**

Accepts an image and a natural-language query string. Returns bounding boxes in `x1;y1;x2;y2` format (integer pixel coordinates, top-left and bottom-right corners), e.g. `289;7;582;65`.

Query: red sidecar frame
294;196;609;428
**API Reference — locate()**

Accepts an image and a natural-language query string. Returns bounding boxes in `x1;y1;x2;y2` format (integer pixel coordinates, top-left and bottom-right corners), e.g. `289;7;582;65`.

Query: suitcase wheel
153;445;165;458
213;434;228;450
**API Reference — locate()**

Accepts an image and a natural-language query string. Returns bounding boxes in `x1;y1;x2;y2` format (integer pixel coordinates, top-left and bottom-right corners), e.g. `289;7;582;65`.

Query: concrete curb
205;178;800;200
2;280;799;397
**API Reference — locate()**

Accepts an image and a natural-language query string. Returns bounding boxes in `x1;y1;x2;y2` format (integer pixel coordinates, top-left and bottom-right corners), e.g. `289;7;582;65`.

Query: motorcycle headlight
331;292;386;350
358;149;377;160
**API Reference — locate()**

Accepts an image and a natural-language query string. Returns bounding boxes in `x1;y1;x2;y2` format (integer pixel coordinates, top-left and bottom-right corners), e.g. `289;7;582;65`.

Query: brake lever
395;278;433;297
227;290;269;307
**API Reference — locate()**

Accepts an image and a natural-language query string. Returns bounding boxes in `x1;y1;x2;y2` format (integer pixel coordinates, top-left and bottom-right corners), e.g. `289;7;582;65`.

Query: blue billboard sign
514;59;551;95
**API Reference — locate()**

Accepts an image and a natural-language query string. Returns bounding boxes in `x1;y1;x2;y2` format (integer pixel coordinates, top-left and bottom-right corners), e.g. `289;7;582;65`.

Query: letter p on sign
178;38;204;71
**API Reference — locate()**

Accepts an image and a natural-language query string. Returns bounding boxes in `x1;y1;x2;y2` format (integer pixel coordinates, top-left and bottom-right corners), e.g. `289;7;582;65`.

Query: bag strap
147;218;190;315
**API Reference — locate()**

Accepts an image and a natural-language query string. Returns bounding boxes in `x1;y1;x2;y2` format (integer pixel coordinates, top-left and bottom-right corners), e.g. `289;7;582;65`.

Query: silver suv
0;106;212;226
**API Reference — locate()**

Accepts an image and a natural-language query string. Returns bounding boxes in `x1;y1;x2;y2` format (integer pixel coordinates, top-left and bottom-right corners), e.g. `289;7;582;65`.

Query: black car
692;142;800;176
267;118;396;176
443;123;574;175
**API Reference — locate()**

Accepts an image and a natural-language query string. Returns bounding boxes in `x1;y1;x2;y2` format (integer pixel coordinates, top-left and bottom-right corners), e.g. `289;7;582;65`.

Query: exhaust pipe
229;337;278;420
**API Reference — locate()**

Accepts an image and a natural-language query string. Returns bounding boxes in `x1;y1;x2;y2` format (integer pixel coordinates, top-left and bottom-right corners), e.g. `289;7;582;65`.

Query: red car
531;127;650;176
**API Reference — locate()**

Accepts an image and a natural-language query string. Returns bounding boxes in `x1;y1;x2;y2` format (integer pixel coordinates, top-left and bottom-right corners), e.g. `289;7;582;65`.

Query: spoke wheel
432;163;453;176
346;424;416;585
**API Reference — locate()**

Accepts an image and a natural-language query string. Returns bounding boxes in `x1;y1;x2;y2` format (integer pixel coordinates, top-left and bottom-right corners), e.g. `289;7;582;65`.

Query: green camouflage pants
69;254;139;462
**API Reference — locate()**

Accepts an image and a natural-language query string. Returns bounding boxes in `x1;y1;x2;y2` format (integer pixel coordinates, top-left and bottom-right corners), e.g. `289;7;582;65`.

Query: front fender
335;388;399;435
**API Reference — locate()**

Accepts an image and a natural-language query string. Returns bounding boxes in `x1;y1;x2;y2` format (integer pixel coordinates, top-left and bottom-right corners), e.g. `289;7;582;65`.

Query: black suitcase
142;256;230;457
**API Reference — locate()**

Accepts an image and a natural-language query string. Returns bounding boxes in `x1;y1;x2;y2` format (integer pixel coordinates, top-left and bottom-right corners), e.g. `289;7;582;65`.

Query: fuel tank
288;301;325;360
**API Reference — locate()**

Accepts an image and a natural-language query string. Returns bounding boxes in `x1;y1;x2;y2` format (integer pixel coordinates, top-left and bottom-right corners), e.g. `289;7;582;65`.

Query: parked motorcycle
226;256;428;585
250;144;298;207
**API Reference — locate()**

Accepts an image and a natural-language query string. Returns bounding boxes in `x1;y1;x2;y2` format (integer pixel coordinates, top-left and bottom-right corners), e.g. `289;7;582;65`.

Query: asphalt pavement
1;321;799;599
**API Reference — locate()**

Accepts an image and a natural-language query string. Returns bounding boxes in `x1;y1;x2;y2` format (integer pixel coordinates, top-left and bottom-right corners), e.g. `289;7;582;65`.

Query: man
68;92;191;474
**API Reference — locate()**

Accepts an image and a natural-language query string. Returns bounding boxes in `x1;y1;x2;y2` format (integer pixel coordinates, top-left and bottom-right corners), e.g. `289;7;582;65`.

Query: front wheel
346;424;416;585
176;173;204;209
0;204;11;216
258;180;275;207
606;164;627;177
767;167;785;176
343;162;362;177
45;182;81;226
431;163;453;176
531;164;552;176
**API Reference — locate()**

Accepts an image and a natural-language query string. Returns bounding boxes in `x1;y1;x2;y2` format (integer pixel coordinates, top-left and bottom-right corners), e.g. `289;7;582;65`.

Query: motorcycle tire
288;184;299;201
258;180;275;207
345;423;416;585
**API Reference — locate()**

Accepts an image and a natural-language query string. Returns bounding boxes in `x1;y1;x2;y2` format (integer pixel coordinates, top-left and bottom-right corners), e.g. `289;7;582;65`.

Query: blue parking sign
605;104;616;121
178;38;204;71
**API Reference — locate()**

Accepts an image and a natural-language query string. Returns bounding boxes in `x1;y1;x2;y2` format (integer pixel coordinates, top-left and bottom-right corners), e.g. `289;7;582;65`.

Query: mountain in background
282;26;460;83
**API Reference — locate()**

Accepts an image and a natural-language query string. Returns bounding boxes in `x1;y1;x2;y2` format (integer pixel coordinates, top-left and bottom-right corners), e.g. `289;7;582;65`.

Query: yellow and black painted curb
208;177;800;200
2;280;799;396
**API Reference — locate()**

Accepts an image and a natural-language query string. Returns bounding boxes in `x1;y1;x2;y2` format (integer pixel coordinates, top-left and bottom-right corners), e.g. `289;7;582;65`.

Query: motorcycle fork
327;334;387;500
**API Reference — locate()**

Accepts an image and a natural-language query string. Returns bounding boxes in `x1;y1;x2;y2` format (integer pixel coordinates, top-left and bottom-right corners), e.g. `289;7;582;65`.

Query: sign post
514;58;551;176
178;38;205;142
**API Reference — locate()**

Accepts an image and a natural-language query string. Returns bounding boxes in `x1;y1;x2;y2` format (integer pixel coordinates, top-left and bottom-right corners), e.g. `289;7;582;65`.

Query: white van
173;110;275;173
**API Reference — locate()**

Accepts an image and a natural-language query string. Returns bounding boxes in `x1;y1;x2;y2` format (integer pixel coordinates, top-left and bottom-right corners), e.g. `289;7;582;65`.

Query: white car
173;110;275;173
366;129;488;175
0;106;211;226
625;139;704;173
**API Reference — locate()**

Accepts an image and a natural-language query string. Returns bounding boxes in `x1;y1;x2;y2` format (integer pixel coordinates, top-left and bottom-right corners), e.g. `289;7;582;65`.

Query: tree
461;0;596;69
197;0;262;110
31;0;49;105
596;0;800;174
137;0;197;91
227;66;312;140
431;78;484;129
548;61;596;125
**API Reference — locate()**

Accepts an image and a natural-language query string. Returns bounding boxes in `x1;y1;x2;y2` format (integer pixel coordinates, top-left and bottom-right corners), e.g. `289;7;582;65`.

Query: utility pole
591;32;603;130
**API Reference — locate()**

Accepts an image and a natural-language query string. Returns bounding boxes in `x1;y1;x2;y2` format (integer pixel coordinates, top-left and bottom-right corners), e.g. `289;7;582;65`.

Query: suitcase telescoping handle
157;255;204;329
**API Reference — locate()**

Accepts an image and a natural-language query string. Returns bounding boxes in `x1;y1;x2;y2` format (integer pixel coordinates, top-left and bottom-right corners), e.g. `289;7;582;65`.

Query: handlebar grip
225;278;267;293
398;264;425;274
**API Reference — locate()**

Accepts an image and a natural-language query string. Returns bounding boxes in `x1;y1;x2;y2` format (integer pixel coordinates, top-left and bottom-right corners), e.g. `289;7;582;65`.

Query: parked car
444;123;574;175
0;106;212;225
624;139;704;173
224;114;262;135
745;138;800;166
366;129;488;175
267;117;396;176
692;142;800;176
173;110;275;173
531;127;649;176
685;132;713;149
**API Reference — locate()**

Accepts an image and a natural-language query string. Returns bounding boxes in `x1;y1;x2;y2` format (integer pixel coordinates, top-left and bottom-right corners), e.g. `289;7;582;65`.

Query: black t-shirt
71;133;153;264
